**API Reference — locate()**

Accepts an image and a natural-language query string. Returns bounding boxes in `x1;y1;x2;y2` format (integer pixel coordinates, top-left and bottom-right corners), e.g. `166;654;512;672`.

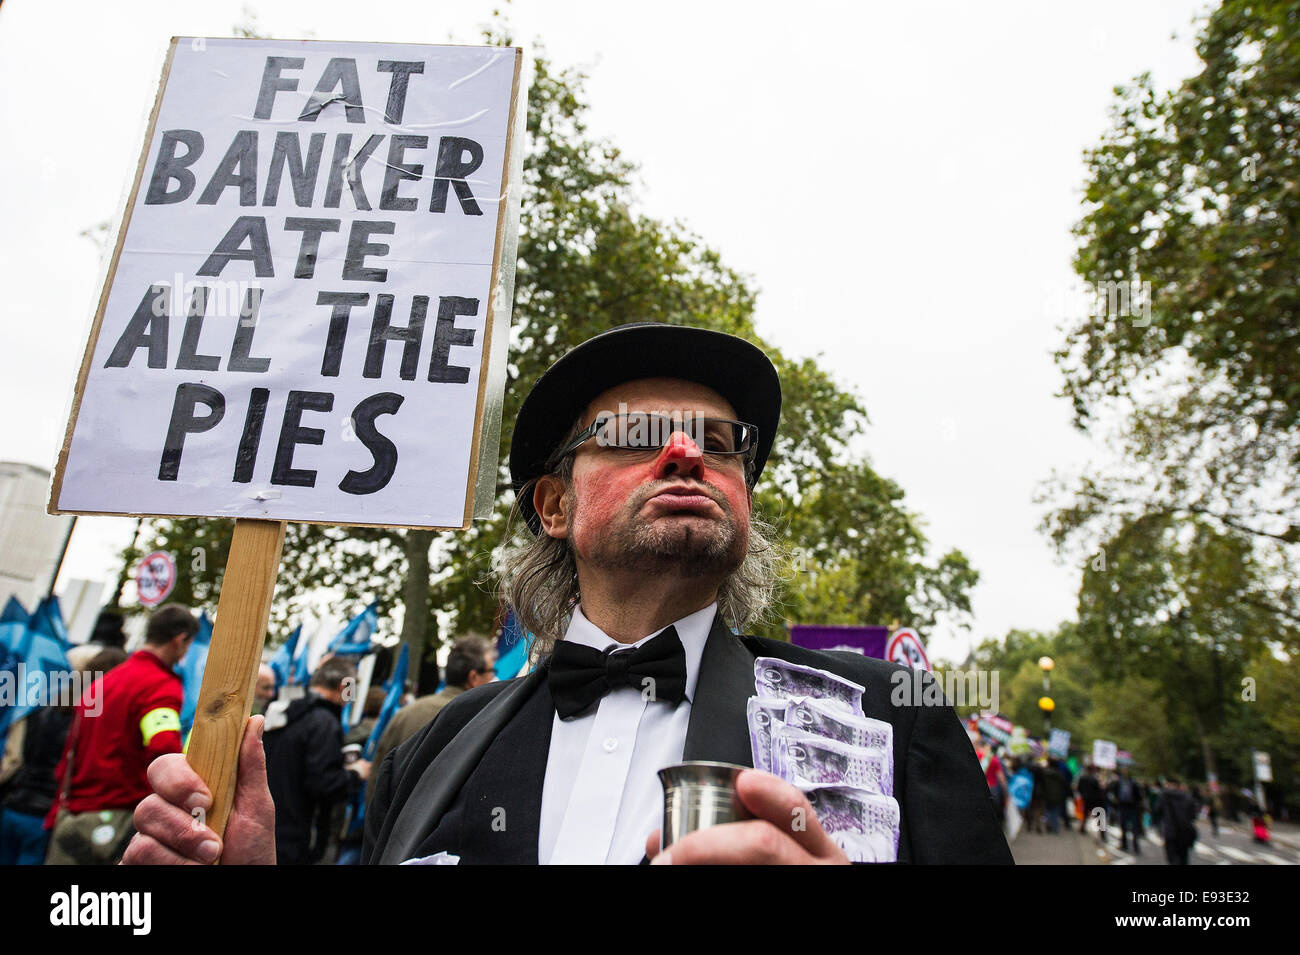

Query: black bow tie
548;625;688;720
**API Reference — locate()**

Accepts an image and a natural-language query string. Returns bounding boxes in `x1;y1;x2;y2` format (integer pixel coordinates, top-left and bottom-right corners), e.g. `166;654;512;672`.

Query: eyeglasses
547;412;759;473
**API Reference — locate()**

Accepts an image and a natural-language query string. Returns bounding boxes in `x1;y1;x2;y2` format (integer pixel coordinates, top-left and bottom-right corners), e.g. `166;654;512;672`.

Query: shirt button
603;737;618;752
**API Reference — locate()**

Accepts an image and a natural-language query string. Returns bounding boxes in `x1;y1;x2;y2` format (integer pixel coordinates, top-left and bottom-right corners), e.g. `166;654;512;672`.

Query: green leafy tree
966;625;1094;737
1214;647;1300;811
972;627;1069;681
1047;0;1300;555
1072;513;1293;778
1250;651;1300;805
998;658;1090;739
769;458;979;634
1036;0;1299;790
1079;675;1176;775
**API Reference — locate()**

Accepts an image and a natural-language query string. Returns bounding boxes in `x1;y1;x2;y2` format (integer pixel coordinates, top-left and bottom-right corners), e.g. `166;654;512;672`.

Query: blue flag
176;611;213;736
0;608;30;740
340;642;410;849
268;624;302;689
328;603;379;657
29;595;70;645
495;609;532;681
0;597;30;741
290;627;312;686
329;604;380;731
1;596;72;737
0;596;28;625
363;642;408;762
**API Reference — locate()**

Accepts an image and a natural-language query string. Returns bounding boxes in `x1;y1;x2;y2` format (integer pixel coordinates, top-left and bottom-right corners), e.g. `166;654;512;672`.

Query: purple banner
789;625;889;659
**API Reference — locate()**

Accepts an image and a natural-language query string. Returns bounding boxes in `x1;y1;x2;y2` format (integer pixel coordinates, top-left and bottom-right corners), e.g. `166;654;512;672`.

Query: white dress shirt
538;601;716;865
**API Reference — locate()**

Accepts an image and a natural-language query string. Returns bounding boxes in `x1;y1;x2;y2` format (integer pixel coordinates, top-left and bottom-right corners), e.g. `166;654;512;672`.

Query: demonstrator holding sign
123;323;1013;865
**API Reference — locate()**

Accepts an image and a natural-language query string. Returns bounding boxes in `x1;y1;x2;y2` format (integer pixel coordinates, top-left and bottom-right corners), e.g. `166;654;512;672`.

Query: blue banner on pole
1;596;72;738
329;603;379;657
363;642;409;762
269;624;302;688
346;642;411;846
0;596;28;625
176;611;213;736
495;610;531;681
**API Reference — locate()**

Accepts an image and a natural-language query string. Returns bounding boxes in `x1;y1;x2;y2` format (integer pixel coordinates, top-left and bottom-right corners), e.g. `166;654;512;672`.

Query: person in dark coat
1107;767;1144;855
1146;776;1164;831
262;657;370;865
370;637;497;774
1206;788;1221;837
1027;759;1047;833
1160;777;1198;865
0;705;73;864
124;324;1015;867
1077;764;1104;838
1041;758;1068;834
0;647;127;864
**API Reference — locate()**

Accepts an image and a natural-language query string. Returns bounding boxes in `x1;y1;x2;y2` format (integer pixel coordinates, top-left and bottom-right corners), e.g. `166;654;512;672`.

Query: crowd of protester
2;612;1282;866
0;610;500;866
974;734;1273;865
0;605;191;865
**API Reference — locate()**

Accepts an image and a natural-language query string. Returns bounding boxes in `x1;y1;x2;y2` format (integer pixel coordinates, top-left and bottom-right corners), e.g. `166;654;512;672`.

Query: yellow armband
140;707;181;745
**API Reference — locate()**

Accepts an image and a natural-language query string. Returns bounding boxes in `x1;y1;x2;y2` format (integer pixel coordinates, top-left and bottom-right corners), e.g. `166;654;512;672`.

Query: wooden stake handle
186;518;285;839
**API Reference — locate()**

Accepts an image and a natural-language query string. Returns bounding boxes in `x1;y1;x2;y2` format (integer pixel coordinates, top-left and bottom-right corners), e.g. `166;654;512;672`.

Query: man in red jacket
45;603;197;864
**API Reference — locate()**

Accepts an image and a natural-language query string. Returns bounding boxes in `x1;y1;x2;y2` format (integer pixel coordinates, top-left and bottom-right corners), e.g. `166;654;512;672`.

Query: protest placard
1092;738;1118;770
52;37;523;529
48;38;525;837
135;551;177;607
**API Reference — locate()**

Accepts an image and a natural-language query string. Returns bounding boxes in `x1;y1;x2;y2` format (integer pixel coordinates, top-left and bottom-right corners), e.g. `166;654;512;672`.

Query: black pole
109;516;145;610
46;515;78;598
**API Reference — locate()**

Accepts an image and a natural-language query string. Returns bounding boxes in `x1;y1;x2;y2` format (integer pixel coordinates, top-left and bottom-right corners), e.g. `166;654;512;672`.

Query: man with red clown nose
124;323;1012;866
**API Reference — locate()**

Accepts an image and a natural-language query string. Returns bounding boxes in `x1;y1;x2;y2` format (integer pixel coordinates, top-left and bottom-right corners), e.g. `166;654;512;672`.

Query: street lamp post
1038;656;1055;739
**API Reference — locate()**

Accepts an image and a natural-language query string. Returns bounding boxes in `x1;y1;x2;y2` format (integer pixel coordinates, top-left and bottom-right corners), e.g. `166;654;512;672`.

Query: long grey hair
494;452;784;657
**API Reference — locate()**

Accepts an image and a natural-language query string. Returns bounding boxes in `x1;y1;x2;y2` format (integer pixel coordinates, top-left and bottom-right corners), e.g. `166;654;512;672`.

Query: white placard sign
52;38;523;529
1091;738;1117;770
1252;750;1272;783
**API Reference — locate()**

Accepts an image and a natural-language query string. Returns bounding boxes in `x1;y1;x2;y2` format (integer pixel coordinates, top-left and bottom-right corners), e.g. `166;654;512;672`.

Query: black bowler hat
510;323;782;533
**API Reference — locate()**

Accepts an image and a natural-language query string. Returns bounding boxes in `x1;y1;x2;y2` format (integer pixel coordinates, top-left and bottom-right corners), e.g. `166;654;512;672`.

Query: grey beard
583;509;746;578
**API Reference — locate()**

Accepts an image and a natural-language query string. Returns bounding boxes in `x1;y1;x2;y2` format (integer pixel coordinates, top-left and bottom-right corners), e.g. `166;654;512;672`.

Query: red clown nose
653;429;704;479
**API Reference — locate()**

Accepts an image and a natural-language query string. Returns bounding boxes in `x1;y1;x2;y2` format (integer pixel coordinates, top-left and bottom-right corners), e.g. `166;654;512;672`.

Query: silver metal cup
657;760;753;848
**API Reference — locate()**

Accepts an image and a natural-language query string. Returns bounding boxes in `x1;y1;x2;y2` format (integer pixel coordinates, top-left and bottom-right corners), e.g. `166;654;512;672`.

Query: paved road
1010;818;1300;865
1094;819;1299;866
1010;826;1099;865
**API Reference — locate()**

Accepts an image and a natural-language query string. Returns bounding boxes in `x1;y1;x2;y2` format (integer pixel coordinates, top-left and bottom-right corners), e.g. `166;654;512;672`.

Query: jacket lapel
446;670;553;864
383;614;759;865
377;666;548;864
682;615;755;768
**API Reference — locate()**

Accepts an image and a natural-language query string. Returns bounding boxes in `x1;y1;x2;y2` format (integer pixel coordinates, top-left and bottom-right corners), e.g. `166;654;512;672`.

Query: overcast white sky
0;0;1212;660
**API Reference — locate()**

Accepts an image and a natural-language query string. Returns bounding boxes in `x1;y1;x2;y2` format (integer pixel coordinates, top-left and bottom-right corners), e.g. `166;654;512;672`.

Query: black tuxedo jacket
362;615;1013;864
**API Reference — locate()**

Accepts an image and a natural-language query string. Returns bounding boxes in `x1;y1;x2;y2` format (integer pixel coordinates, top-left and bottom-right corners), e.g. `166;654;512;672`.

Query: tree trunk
400;529;435;688
1189;707;1218;781
1174;614;1218;781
